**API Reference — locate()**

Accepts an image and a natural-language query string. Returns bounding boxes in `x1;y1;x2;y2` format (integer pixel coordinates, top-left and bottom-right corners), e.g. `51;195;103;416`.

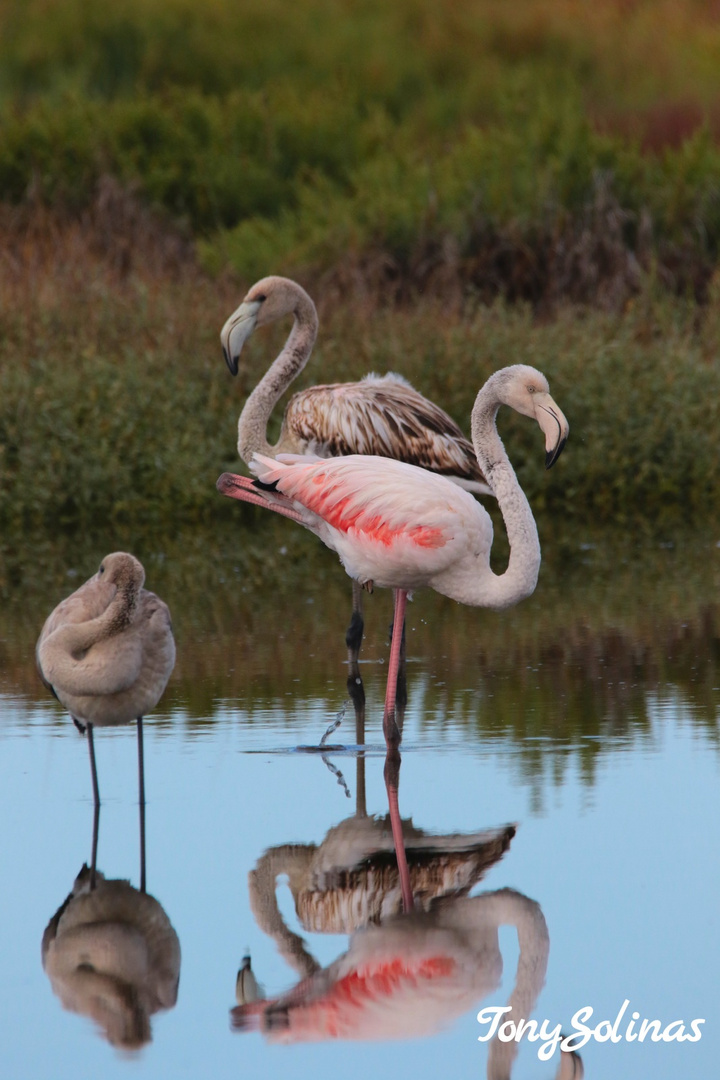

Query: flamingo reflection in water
41;811;180;1050
236;887;549;1071
232;742;582;1078
244;793;516;974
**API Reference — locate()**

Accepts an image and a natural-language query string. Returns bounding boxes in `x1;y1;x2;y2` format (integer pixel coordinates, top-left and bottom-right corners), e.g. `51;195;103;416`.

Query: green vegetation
1;227;719;532
1;1;719;535
0;1;720;295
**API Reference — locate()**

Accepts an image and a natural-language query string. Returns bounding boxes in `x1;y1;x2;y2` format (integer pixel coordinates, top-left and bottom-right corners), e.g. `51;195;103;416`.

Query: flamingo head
96;552;145;596
492;365;569;469
220;276;316;375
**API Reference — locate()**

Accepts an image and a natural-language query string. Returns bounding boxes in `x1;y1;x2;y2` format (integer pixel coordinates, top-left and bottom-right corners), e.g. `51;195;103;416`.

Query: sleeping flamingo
220;275;492;655
217;363;568;746
36;553;176;818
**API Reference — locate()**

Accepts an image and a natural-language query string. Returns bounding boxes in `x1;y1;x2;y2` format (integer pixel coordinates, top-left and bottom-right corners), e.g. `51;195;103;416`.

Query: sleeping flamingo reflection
42;864;181;1049
217;364;568;745
221;275;493;656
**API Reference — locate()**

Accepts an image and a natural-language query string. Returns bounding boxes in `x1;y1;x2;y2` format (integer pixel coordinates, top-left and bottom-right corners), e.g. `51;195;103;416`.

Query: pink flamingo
217;363;567;727
217;365;568;908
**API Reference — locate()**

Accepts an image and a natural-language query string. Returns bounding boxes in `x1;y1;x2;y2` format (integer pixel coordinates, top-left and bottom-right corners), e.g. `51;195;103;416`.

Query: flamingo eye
255;293;267;303
99;564;105;575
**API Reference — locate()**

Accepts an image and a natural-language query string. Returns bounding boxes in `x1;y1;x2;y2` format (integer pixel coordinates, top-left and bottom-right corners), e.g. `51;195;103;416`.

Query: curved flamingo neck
248;847;321;979
468;379;541;609
40;587;136;694
237;287;319;462
479;888;549;1079
61;590;133;651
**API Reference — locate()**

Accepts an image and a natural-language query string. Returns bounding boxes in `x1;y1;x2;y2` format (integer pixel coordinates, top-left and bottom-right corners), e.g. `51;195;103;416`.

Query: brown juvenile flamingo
36;553;176;835
221;274;492;655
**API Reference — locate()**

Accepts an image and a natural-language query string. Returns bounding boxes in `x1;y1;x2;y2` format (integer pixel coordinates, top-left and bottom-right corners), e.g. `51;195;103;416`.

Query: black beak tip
545;436;567;470
223;347;239;376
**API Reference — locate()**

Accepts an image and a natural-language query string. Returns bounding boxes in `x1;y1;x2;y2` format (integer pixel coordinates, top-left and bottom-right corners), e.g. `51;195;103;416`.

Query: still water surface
1;520;719;1079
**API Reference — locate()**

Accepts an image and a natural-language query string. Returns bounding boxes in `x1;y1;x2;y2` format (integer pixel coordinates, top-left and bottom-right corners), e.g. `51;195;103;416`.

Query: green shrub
2;260;719;532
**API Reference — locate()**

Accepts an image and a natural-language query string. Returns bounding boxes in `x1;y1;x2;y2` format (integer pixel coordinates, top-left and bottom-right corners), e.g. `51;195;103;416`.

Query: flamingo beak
217;472;250;497
220;300;262;375
230;1001;268;1032
534;393;569;469
236;955;263;1006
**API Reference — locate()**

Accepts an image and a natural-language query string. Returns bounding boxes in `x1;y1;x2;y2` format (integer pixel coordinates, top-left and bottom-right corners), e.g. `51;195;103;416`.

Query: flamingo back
283;375;490;492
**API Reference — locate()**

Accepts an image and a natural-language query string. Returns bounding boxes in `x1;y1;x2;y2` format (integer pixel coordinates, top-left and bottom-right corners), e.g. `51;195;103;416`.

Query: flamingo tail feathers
216;472;304;523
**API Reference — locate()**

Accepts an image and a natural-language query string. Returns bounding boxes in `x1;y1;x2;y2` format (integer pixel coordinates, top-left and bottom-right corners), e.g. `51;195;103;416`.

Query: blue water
1;529;719;1079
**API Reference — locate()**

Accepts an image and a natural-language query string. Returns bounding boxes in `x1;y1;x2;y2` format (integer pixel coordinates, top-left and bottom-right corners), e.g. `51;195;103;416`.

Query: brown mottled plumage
221;276;492;495
248;820;516;967
284;374;488;487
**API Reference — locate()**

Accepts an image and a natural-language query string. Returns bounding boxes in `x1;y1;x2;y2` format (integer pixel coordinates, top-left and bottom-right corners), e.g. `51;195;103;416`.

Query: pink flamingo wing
249;454;470;550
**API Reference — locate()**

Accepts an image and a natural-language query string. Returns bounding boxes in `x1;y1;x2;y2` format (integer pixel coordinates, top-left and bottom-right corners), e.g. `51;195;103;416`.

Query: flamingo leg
137;716;146;893
394;619;408;727
87;722;101;808
382;589;408;748
346;581;365;661
382;595;414;913
384;748;414;912
89;799;100;891
347;665;367;817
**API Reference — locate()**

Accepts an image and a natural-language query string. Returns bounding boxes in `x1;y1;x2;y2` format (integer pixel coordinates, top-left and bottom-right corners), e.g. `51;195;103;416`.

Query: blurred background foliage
0;0;720;288
1;0;720;531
